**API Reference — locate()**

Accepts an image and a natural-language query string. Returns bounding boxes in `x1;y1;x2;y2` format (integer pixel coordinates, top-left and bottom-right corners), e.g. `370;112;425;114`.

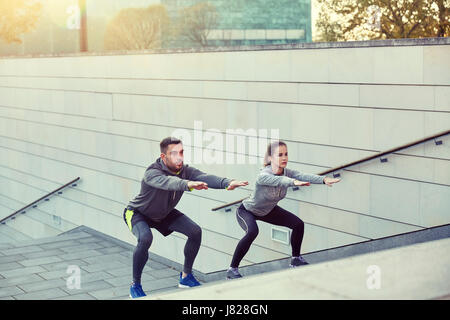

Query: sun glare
44;0;79;28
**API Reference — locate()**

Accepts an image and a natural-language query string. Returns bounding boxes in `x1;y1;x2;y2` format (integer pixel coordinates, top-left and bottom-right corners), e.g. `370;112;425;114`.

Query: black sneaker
290;256;309;268
226;268;243;279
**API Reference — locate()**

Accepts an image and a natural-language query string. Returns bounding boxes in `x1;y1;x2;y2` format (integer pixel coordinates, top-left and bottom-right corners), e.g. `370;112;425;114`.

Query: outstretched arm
285;168;326;184
144;169;189;191
257;172;296;187
186;166;247;190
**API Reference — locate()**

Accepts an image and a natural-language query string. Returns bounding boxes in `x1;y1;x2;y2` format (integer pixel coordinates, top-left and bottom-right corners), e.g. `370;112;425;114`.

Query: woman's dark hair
263;141;287;167
160;137;182;154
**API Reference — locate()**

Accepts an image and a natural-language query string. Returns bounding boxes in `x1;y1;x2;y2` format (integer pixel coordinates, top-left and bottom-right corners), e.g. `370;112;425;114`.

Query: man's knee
140;233;153;247
136;230;153;248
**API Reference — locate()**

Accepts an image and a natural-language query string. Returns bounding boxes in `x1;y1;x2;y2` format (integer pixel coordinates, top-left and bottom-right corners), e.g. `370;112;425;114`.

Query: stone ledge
1;37;448;60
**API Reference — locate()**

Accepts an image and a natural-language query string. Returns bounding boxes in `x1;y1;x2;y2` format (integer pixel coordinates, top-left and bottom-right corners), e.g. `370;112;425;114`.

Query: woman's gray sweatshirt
242;166;326;216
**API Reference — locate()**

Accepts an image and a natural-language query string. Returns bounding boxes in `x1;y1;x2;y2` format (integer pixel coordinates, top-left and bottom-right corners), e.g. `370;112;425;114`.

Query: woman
227;141;341;279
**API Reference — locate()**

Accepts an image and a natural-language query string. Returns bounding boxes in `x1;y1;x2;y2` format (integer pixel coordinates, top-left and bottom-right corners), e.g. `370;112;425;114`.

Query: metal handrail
211;129;449;211
0;177;81;224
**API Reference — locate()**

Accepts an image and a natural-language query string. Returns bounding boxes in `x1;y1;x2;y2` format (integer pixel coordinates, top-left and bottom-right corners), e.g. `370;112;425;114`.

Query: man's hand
187;181;209;190
226;180;249;190
324;177;341;186
293;180;310;187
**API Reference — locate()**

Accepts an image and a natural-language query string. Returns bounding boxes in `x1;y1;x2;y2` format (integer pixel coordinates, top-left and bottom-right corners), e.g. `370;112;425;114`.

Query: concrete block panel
291;104;331;145
419;183;450;227
247;81;298;103
118;51;224;81
328;47;375;84
423;45;450;85
299;201;421;240
327;170;370;215
434;158;450;185
224;50;257;81
302;223;366;254
359;85;435;111
424;112;450;137
253;50;292;82
298;83;360;107
434;86;450;112
372;109;425;151
372;46;424;84
0;87;15;106
423;132;450;160
202;80;248;100
330;107;374;150
357;152;440;185
290;49;329;83
107;79;167;96
299;203;361;238
257;102;293;143
369;175;422;227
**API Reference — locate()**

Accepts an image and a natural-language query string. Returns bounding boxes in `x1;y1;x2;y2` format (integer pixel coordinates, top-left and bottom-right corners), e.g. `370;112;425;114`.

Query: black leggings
131;214;202;284
230;204;305;268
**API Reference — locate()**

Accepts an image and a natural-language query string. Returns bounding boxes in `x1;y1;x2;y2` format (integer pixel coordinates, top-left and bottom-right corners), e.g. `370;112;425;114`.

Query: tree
0;0;42;44
315;0;449;41
104;5;170;51
177;2;219;47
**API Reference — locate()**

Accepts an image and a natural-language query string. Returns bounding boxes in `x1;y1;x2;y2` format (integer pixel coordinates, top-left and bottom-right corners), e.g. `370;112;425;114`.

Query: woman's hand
323;177;341;186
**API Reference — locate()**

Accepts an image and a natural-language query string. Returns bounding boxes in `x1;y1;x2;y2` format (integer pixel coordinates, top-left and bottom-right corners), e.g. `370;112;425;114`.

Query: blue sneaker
129;283;146;298
179;272;201;288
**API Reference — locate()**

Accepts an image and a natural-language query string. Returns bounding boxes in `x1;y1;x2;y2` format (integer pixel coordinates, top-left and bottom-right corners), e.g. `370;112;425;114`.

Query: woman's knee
293;218;304;232
246;227;259;241
188;224;202;241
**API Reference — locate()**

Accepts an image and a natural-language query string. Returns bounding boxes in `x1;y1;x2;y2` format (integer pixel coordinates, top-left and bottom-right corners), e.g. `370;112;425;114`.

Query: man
123;137;248;298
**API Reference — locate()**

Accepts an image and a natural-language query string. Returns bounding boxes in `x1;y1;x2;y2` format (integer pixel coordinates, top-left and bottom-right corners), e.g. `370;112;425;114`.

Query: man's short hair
160;137;182;154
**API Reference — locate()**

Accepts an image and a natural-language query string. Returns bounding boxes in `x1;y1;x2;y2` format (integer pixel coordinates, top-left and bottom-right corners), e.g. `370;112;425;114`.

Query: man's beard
167;161;183;173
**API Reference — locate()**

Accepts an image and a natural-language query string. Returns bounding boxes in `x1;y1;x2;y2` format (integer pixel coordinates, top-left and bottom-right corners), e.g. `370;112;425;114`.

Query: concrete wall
0;38;449;273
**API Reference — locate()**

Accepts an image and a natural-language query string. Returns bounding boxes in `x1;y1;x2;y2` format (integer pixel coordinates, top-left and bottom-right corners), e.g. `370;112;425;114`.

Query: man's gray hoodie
127;158;233;221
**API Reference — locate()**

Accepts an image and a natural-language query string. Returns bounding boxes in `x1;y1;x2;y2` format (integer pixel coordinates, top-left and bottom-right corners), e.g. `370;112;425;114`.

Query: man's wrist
226;179;235;189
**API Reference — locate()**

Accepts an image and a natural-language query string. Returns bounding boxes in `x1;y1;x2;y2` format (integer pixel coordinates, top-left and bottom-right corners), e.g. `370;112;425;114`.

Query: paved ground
0;227;184;300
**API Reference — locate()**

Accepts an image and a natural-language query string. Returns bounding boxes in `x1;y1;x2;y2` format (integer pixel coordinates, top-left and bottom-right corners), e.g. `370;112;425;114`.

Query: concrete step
145;237;450;300
0;223;33;243
0;230;15;243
